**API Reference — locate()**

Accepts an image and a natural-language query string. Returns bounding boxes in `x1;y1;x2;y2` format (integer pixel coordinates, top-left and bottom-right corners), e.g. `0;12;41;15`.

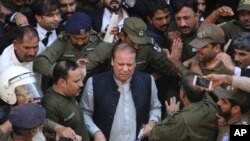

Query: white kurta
81;75;161;141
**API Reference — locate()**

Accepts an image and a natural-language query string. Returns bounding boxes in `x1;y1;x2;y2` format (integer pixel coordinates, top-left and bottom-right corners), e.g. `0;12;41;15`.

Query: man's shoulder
89;30;102;43
42;88;61;103
92;70;113;78
57;31;71;42
1;44;13;56
133;71;151;78
220;20;242;30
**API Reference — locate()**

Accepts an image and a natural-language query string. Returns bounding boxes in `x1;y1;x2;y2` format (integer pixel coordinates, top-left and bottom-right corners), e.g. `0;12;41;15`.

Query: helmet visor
15;83;43;101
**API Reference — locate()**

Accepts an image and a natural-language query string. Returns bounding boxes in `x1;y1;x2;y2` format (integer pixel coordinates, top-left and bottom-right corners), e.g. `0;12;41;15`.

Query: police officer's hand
216;52;235;73
164;38;183;66
167;31;180;43
165;96;180;115
143;121;156;137
54;125;79;141
76;58;89;76
216;113;227;130
214;6;234;17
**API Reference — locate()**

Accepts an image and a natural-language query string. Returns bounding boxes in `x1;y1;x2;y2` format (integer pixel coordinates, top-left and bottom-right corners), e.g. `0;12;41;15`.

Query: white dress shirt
80;75;161;141
36;24;57;47
101;8;129;33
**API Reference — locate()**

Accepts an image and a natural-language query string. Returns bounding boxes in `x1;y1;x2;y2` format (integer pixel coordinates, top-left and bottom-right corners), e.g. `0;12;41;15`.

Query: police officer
0;66;81;141
33;12;112;78
149;73;218;141
86;17;177;77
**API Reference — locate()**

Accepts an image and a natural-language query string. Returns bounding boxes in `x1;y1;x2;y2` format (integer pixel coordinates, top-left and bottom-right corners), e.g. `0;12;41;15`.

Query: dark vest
92;71;151;140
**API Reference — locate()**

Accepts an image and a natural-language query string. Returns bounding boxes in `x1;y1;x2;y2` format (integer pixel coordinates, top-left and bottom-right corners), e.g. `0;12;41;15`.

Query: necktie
42;31;52;47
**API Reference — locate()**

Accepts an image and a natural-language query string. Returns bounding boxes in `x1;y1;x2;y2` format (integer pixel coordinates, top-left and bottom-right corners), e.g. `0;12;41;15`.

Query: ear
13;40;18;50
231;105;241;115
118;32;125;41
194;12;199;22
214;44;222;52
180;89;185;99
111;57;114;67
35;15;41;22
58;78;67;86
30;127;38;136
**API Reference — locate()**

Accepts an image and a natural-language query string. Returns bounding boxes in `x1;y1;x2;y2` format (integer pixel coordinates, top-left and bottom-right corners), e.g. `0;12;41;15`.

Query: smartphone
193;75;212;90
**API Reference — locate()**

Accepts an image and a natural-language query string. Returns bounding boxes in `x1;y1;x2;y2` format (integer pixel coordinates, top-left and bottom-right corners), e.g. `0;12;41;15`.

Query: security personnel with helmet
0;66;43;106
0;66;81;140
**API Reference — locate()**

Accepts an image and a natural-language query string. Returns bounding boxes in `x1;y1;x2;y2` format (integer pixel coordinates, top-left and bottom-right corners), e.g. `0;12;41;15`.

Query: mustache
180;26;189;29
110;0;119;3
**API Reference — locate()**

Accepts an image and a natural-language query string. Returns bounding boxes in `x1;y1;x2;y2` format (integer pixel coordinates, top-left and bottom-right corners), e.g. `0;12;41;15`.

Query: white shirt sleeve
79;77;101;136
232;76;250;93
149;76;162;122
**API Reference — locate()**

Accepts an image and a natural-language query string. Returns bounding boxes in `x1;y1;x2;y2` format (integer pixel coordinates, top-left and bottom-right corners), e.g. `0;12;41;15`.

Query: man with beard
216;33;250;77
213;86;250;141
149;72;218;141
0;66;81;141
42;59;90;141
0;25;44;74
188;23;233;75
91;0;129;34
146;0;171;49
168;0;200;62
196;0;206;21
57;0;93;33
33;12;111;78
203;0;250;57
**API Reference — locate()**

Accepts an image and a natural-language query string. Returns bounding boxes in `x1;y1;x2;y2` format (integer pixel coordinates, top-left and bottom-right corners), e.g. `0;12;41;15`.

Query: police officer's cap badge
138;30;144;36
80;29;86;35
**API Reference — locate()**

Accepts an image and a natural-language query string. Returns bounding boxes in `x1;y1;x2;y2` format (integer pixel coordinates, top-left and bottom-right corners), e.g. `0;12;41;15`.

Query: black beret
9;103;46;129
66;12;92;34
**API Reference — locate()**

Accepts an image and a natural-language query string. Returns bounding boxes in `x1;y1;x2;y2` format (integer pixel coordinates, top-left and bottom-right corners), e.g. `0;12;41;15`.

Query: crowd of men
0;0;250;141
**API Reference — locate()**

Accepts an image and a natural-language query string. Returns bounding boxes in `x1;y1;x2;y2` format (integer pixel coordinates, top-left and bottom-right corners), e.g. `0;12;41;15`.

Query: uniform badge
153;44;162;52
242;0;250;5
197;30;206;38
138;30;144;36
80;29;86;35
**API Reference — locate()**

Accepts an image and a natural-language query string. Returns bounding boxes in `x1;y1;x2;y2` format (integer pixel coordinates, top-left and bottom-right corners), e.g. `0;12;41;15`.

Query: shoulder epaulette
58;31;69;41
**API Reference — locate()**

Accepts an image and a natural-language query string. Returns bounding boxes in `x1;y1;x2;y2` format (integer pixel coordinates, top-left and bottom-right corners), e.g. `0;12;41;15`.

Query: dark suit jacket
241;68;250;77
90;7;105;33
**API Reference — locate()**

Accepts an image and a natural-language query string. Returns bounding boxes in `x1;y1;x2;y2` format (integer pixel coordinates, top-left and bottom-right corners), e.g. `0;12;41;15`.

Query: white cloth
101;8;129;33
80;75;161;141
0;43;45;80
36;24;57;47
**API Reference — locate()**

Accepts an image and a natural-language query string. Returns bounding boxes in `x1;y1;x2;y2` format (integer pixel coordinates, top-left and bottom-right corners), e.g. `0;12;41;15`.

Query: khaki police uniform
86;42;178;77
42;87;90;141
33;30;112;78
149;94;218;141
219;20;244;56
